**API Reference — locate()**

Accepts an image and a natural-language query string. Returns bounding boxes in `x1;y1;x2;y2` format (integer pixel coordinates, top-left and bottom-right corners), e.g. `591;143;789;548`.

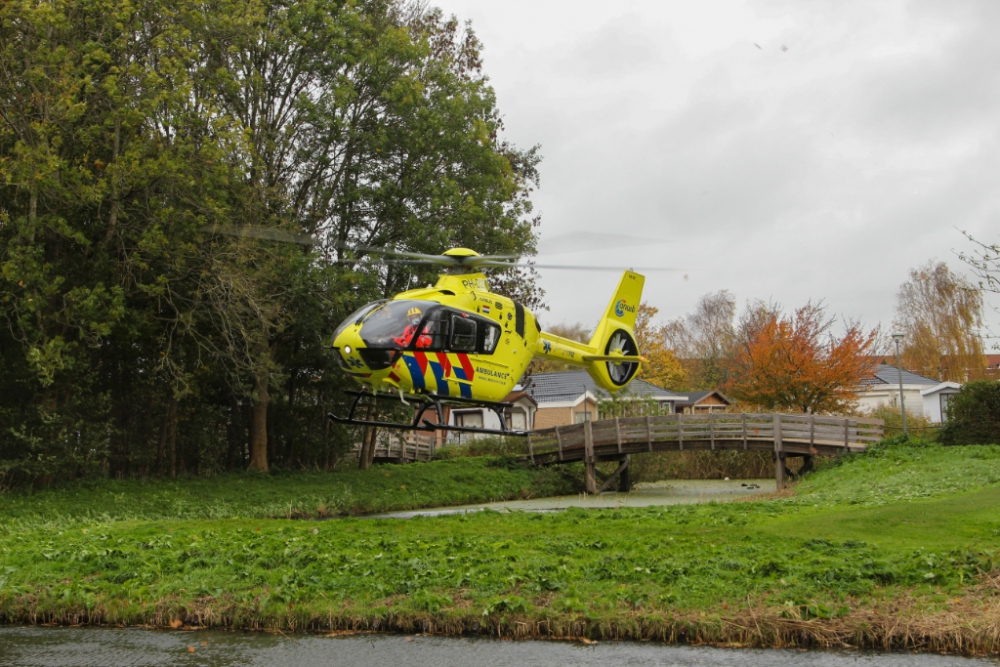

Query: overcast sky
433;0;1000;343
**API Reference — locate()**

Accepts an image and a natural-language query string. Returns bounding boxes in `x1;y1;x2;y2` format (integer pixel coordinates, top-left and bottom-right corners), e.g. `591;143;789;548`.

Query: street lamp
891;332;907;437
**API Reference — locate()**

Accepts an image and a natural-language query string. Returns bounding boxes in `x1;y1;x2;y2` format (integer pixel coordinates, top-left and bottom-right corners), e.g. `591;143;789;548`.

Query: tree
633;303;686;390
940;381;1000;446
726;302;879;414
959;231;1000;297
0;0;543;482
0;0;233;479
663;291;736;389
894;261;987;381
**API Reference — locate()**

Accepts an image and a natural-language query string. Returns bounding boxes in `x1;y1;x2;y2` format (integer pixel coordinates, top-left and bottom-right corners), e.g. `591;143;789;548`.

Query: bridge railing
526;413;884;461
352;429;436;462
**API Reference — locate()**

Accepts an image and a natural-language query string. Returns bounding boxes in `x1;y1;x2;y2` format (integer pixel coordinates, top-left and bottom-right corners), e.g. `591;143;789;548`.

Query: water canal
367;478;776;518
1;628;997;666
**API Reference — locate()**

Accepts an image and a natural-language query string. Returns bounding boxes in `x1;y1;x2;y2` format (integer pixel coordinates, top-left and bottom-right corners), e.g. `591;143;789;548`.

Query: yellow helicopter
328;247;646;436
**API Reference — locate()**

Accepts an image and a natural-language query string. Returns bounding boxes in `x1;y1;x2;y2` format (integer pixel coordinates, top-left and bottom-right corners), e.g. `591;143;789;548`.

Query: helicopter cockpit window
481;322;501;353
331;300;386;344
358;300;437;349
450;313;478;352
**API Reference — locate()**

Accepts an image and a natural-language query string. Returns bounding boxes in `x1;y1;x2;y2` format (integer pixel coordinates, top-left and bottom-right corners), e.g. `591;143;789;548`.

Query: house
673;389;732;414
920;381;962;423
449;389;537;433
987;355;1000;380
857;364;939;417
526;370;687;429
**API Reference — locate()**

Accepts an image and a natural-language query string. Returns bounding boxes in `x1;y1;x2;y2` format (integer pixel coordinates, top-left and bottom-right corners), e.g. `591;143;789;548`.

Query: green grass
0;457;575;531
1;440;999;652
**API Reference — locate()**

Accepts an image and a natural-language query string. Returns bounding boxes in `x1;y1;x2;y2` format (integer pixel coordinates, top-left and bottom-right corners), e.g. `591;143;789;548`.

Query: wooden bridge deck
519;413;883;492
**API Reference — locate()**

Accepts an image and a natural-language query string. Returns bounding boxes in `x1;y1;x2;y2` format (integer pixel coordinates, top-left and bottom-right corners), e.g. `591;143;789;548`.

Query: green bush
940;381;1000;446
434;435;526;459
861;405;936;439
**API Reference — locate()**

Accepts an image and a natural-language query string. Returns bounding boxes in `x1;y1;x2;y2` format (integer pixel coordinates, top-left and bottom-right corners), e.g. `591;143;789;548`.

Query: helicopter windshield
359;300;439;349
331;300;387;344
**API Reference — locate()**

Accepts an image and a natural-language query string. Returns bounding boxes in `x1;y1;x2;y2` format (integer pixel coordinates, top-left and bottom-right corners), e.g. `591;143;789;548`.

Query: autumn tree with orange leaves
726;302;880;414
634;303;687;391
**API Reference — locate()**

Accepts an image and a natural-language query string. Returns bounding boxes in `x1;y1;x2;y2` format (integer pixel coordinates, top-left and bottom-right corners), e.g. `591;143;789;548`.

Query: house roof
861;364;939;387
920;381;962;396
525;370;686;405
501;390;537;406
674;389;732;407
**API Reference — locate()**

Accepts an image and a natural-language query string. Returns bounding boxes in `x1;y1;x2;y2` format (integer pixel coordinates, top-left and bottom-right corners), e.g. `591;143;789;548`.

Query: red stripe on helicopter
436;352;452;379
458;353;474;381
388;371;400;383
413;351;428;374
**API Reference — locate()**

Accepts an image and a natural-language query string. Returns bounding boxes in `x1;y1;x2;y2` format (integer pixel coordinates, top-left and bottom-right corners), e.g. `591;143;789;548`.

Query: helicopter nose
333;331;368;371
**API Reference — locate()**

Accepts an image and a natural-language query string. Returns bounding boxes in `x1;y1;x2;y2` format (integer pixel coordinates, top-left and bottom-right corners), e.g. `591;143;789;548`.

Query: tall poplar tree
894;262;987;382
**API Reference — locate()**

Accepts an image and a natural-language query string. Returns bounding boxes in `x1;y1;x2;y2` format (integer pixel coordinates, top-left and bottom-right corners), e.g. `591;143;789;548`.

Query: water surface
368;478;775;518
1;628;995;667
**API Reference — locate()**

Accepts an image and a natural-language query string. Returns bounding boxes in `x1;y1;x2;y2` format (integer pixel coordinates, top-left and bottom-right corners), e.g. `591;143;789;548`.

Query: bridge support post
584;420;598;495
774;414;786;490
596;456;631;493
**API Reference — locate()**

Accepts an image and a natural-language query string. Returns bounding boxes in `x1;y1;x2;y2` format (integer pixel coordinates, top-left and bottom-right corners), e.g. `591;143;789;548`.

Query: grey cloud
438;0;1000;338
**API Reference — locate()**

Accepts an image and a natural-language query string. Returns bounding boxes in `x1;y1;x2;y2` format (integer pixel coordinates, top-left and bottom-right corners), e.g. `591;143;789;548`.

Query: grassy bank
1;441;1000;654
0;457;576;527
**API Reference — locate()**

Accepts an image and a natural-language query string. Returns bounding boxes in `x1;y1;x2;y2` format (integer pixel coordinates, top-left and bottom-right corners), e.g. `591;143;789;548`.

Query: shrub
861;405;936;439
940;381;1000;446
434;435;526;459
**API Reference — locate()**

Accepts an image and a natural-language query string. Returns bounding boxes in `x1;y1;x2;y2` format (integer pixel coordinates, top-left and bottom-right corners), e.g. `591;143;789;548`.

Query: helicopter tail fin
535;270;645;392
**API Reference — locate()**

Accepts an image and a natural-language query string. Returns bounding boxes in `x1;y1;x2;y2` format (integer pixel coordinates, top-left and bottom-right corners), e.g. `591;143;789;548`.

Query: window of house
455;411;483;429
574;410;592;424
940;393;952;420
510;410;527;431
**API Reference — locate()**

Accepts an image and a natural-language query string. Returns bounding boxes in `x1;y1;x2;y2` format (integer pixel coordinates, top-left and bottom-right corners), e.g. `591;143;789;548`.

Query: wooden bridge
519;413;884;494
352;430;436;463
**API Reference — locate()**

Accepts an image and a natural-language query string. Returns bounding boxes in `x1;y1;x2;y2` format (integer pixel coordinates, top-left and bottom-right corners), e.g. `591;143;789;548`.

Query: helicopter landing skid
326;390;529;437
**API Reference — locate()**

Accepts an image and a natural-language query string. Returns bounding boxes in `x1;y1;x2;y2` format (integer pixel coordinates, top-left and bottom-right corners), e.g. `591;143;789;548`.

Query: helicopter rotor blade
468;260;681;272
465;254;520;262
529;264;682;272
200;225;318;246
339;244;458;265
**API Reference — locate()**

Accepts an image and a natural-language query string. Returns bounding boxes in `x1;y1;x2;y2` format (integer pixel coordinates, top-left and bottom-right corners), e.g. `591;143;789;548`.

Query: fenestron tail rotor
606;329;640;385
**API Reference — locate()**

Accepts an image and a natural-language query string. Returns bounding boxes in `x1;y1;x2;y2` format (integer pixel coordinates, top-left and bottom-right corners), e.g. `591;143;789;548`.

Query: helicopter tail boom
536;270;645;392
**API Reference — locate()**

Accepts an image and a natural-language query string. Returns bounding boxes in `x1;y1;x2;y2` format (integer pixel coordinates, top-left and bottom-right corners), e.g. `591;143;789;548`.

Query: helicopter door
450;314;477;352
449;312;501;354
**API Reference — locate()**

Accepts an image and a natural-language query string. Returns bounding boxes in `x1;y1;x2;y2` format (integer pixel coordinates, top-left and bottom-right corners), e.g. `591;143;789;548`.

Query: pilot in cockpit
394;307;432;348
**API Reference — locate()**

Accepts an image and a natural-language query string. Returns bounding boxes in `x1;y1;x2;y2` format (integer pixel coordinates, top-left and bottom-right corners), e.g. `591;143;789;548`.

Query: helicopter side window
450;314;478;352
480;322;501;354
415;309;450;350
